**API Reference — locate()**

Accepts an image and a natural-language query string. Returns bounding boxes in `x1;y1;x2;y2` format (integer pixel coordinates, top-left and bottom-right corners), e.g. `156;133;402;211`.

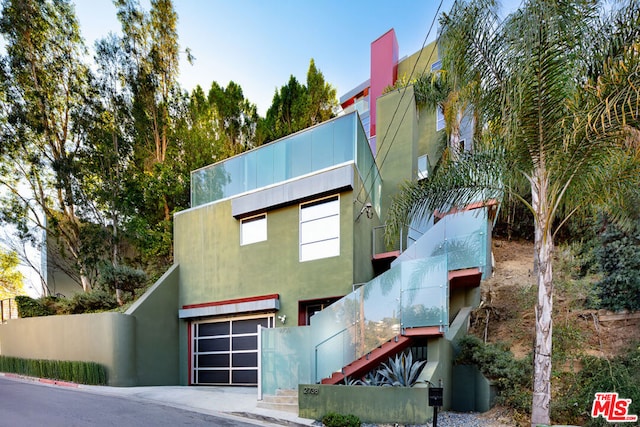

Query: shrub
322;412;361;427
60;289;118;314
594;221;640;311
555;345;640;426
14;295;54;318
0;356;107;385
455;335;532;413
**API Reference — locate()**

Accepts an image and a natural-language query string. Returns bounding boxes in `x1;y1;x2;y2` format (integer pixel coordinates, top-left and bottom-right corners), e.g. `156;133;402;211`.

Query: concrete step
256;400;298;413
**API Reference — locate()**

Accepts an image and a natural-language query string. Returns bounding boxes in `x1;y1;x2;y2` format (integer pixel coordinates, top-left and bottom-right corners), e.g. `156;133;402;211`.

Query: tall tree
0;248;24;299
306;58;337;126
208;81;261;152
0;0;98;292
264;59;338;142
113;0;184;270
386;1;640;425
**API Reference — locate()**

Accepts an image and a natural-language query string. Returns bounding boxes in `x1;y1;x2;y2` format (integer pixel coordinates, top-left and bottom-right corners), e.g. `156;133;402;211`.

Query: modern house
174;28;496;415
0;29;497;422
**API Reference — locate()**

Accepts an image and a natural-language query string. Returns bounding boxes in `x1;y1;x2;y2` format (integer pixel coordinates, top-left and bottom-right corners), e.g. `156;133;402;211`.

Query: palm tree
386;1;640;425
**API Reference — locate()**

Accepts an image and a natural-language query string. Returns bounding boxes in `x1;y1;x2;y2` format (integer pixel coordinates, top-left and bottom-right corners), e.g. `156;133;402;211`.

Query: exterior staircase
259;205;496;396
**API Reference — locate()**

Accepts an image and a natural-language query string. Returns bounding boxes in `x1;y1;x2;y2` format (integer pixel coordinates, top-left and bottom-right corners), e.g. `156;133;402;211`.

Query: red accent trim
434;199;500;218
182;294;279;310
187;322;192;385
372;250;400;260
449;267;483;288
298;296;344;326
403;326;443;337
39;378;78;388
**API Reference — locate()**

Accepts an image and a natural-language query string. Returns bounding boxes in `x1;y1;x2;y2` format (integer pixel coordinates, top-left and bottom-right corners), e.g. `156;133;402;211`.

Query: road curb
1;372;79;388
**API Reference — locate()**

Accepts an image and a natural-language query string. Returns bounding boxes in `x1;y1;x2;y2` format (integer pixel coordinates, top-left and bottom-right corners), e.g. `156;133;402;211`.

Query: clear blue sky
73;0;519;116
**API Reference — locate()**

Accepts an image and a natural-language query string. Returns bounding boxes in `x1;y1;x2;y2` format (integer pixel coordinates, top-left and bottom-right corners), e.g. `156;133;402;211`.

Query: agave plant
378;351;427;387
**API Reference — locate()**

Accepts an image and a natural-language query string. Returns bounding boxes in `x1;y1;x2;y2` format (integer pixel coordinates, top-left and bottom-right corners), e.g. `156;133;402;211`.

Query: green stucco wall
298;384;431;424
376;87;418;220
174;191;355;312
126;264;180;385
396;40;444;185
174;174;382;384
397;41;438;85
0;312;136;386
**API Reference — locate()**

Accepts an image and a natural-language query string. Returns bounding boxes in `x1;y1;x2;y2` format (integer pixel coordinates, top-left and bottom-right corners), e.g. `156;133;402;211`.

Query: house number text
303;387;319;395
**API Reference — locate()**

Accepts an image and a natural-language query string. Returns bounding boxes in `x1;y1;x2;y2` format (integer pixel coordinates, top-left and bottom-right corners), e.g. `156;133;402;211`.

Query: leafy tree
386;1;640;425
264;59;338;142
0;0;99;292
306;59;338;126
208;81;261;151
265;75;308;141
0;249;24;299
114;0;184;268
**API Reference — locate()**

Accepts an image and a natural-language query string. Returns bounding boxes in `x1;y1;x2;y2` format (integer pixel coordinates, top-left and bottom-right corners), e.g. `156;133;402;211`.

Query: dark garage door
192;315;273;385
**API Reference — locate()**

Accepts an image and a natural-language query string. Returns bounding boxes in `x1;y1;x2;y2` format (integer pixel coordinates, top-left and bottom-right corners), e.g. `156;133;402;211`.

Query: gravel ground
314;411;510;427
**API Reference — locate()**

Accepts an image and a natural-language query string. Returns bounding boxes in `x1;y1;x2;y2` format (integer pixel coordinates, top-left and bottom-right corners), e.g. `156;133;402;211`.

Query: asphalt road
0;377;262;427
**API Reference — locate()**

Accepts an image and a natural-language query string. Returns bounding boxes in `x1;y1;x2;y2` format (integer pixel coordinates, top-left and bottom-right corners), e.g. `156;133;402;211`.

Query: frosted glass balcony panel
311;122;334;170
255;144;275;188
191;113;380;210
260;326;312;395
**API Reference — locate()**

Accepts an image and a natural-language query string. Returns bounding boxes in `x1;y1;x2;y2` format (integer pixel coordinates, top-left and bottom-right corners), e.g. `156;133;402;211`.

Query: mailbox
428;387;443;407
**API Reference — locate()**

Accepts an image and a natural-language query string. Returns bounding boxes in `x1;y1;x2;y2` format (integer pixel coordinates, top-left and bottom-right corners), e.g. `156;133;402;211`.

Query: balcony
190;112;381;215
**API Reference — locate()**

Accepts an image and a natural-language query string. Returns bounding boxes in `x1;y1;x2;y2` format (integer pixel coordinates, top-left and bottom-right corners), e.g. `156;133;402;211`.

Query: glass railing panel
255;143;275;188
311;120;334;171
314;323;358;383
333;113;355;164
223;155;245;199
445;229;486;272
260;326;312;395
360;268;401;358
443;208;487;240
289;131;313;178
393;217;446;265
244;149;258;192
401;255;449;328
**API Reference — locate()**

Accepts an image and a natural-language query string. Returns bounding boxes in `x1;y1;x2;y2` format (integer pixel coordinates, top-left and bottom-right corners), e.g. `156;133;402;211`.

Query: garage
191;314;274;385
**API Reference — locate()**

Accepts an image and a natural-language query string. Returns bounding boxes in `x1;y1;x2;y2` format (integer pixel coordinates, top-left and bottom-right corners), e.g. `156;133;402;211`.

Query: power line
354;0;450;208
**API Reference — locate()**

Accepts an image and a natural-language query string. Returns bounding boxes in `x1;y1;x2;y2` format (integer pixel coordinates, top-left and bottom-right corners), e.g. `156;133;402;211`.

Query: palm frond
385;149;505;244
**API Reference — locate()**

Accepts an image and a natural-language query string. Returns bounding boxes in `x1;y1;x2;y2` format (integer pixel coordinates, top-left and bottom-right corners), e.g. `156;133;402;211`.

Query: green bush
595;221;640;311
14;295;54;318
455;335;532;413
99;264;147;295
555;345;640;426
0;356;107;385
322;412;361;427
60;289;118;314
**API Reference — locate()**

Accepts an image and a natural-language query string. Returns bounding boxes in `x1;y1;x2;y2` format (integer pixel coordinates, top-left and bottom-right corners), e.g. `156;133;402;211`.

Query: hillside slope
471;238;640;359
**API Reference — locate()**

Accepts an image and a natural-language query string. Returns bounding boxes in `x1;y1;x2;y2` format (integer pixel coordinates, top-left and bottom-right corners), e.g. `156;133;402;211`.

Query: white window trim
240;213;267;246
299;195;340;262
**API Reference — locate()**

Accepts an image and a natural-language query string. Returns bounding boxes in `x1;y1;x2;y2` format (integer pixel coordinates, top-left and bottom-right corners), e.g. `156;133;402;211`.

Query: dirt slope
471;238;640;360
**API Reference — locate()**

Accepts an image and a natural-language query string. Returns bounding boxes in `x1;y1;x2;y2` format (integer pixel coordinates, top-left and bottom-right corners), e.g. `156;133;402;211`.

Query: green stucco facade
174;164;381;385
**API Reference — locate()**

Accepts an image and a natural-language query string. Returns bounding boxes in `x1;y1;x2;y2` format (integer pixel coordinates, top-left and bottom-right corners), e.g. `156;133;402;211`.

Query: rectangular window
300;195;340;262
240;214;266;246
430;60;445;132
417;154;429;180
